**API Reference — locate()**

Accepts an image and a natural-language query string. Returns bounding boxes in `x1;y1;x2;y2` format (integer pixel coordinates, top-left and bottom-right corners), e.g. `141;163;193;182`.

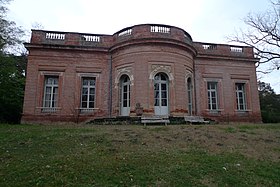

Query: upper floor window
43;76;59;109
236;83;246;111
207;82;218;110
81;77;96;109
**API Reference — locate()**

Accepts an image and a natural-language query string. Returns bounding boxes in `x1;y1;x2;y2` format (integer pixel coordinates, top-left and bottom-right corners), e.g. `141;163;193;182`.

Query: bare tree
230;0;280;73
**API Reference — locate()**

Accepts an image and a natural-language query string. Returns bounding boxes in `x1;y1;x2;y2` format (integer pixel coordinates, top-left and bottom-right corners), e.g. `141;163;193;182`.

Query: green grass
0;123;279;186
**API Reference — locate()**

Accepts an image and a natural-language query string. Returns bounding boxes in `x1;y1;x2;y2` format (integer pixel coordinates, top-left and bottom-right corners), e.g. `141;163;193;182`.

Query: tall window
207;82;218;110
43;76;59;108
120;75;130;116
81;77;96;109
121;75;130;108
236;83;246;111
187;78;192;115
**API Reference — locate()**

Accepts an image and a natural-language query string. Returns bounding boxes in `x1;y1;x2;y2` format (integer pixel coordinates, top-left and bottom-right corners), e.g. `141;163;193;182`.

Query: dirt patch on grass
91;124;280;162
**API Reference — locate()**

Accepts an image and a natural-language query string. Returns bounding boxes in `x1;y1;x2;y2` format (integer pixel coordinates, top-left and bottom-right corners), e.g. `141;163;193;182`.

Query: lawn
0;123;279;186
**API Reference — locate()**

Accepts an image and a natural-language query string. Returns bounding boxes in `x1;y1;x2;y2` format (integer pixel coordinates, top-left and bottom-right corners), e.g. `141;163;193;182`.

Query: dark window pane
45;93;51;101
44;101;50;107
123;100;127;107
161;84;166;91
83;79;88;86
123;92;127;100
154;74;160;80
82;95;87;102
212;83;216;90
53;93;58;101
89;102;94;108
154;83;159;91
162;91;167;98
239;92;243;98
82;88;88;95
155;99;159;106
89;95;95;102
53;78;58;85
161;74;166;80
124;76;128;83
162;99;167;106
213;104;217;110
89;79;95;86
90;88;95;94
239;98;243;104
53;87;58;94
45;87;51;94
46;78;52;85
188;80;191;90
82;102;87;108
123;85;127;92
155;91;159;99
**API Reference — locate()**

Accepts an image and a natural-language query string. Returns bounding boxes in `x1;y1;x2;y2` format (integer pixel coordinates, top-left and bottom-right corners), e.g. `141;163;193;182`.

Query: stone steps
141;115;170;126
184;116;210;124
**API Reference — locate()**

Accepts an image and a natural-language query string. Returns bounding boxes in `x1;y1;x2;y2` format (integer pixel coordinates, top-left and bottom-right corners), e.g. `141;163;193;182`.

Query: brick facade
21;24;262;123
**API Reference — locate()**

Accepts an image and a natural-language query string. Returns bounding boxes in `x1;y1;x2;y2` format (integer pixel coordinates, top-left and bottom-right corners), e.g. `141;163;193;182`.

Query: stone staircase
184;116;210;124
141;115;170;126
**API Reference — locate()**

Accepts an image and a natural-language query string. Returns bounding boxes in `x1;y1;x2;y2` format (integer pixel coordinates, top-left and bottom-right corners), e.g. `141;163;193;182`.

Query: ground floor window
235;83;246;111
81;77;96;109
43;76;59;109
207;82;218;110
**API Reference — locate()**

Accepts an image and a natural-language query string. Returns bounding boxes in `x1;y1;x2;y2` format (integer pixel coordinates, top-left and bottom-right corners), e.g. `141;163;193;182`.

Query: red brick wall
22;24;261;123
21;48;110;123
111;43;194;117
194;57;261;123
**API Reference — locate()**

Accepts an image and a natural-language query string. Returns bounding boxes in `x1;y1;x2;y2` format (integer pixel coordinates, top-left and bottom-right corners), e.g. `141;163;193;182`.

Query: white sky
6;0;280;93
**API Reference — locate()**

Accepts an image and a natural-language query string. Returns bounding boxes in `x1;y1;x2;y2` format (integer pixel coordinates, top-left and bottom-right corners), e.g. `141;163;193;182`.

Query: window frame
207;81;218;111
42;76;59;112
80;77;96;110
235;82;247;111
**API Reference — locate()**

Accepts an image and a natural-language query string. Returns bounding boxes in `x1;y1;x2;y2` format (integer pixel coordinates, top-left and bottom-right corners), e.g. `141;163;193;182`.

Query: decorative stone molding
149;65;174;80
185;70;193;85
114;67;134;88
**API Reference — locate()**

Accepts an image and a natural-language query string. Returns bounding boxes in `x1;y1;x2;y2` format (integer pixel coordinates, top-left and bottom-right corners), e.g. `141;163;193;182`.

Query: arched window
120;75;130;116
187;77;192;115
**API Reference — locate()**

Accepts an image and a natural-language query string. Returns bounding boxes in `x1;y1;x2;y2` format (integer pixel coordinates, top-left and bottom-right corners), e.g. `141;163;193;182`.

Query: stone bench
141;116;170;126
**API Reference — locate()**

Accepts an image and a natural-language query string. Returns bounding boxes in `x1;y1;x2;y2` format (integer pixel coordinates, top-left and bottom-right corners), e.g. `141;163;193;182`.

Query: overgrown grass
0;123;279;186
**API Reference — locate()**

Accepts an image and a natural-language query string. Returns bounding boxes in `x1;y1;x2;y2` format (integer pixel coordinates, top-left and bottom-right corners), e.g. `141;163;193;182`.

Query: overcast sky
7;0;280;93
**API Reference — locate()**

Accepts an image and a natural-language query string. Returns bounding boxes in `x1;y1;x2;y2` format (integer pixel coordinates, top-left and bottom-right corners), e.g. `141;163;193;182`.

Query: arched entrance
154;73;169;115
120;75;130;116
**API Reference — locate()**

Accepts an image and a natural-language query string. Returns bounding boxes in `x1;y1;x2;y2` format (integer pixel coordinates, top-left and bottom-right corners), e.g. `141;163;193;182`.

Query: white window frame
42;76;59;112
235;83;247;111
80;77;96;111
207;82;218;111
187;77;192;115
